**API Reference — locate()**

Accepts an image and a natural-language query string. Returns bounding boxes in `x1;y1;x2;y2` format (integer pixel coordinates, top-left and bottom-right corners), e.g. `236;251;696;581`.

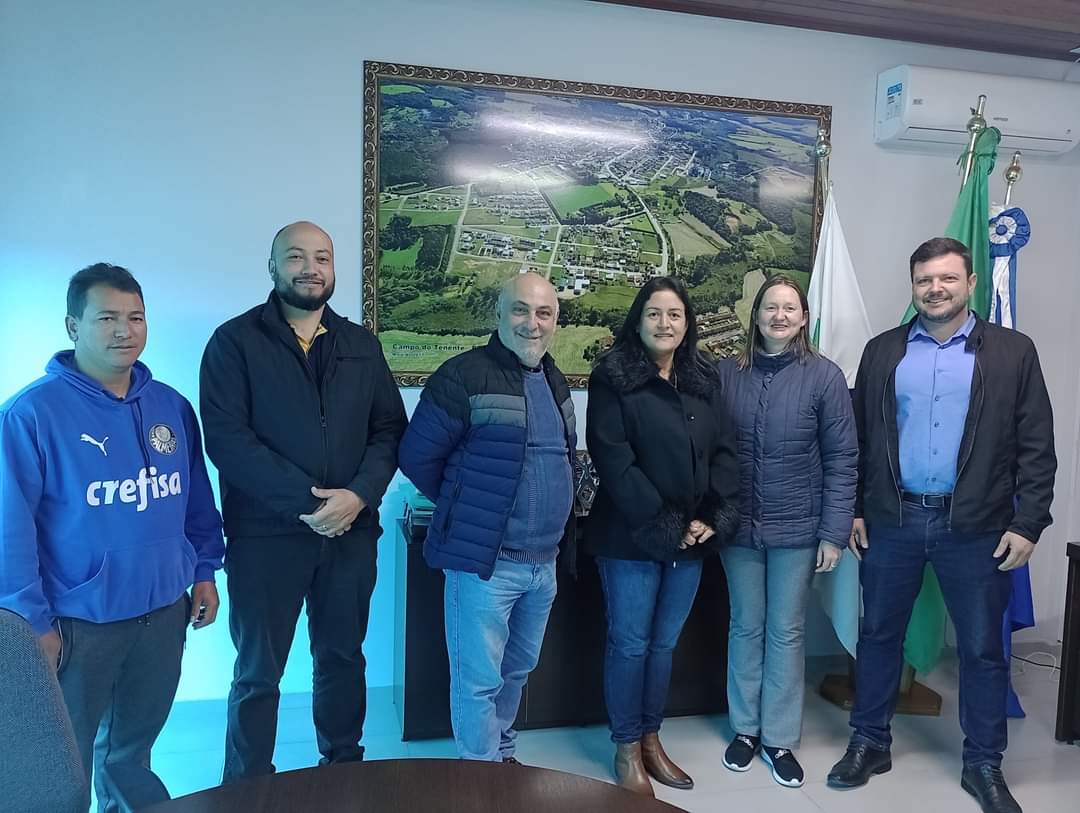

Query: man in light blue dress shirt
827;238;1056;813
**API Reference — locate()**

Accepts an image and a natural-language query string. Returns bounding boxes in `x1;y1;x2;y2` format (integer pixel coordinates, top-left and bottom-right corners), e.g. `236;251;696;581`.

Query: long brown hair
736;274;818;370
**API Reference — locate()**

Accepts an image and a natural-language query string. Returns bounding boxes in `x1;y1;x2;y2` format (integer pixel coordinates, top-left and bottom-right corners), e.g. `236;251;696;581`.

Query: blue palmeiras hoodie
0;351;225;634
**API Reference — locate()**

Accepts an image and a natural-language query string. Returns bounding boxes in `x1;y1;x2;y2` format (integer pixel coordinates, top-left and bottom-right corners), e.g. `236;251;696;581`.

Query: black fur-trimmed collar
594;344;716;399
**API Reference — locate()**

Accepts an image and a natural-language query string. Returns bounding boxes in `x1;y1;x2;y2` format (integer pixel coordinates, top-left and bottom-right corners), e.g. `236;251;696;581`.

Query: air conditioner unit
875;65;1080;155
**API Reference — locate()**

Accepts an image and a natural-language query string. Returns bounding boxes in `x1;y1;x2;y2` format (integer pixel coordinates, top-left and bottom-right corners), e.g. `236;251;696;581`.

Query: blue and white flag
989;208;1030;329
988;205;1035;719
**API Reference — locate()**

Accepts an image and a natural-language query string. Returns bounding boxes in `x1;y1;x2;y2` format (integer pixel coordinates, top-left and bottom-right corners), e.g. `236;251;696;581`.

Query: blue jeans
443;558;557;761
597;556;703;743
850;503;1011;767
719;545;818;750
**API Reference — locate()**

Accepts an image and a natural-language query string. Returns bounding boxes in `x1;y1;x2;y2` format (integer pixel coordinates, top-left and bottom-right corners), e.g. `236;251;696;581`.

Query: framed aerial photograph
362;61;831;386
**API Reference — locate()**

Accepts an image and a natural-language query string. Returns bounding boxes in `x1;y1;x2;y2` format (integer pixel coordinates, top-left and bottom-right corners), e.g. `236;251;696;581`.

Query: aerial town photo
373;75;822;378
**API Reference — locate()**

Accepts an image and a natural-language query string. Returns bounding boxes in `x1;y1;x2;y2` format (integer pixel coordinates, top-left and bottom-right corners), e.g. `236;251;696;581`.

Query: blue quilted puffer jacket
398;333;577;578
717;350;857;550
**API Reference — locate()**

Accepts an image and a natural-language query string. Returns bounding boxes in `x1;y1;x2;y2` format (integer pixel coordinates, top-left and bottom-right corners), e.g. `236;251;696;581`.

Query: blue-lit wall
3;0;1079;703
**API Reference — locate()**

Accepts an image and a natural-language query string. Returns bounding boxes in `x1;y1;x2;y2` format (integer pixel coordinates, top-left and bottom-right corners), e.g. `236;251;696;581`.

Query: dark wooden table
141;759;688;812
1055;542;1080;742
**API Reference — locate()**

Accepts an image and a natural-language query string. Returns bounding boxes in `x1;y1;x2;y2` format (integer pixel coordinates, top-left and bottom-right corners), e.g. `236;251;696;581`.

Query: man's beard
914;293;967;324
500;325;549;368
275;275;334;311
515;345;546;368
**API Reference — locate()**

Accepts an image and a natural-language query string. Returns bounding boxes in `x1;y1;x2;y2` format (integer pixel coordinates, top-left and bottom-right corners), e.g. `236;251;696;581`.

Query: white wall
2;0;1078;699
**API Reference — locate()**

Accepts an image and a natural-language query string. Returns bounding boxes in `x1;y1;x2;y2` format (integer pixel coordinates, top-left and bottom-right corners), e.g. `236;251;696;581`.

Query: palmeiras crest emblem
149;424;178;455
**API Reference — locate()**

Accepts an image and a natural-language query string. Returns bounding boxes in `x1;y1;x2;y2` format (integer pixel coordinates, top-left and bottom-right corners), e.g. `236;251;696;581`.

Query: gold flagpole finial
960;95;988;188
1003;151;1022;208
815;126;832;202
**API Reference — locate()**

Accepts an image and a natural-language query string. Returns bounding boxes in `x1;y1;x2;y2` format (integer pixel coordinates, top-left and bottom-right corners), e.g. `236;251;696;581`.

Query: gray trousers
719;545;818;750
57;594;188;813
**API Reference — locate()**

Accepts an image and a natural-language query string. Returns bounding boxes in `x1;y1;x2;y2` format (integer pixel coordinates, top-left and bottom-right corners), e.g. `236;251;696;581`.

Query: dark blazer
584;345;739;562
854;315;1056;542
199;294;407;539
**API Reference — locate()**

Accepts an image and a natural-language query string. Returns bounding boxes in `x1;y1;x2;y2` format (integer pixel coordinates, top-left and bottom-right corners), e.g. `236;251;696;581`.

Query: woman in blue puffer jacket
716;274;858;788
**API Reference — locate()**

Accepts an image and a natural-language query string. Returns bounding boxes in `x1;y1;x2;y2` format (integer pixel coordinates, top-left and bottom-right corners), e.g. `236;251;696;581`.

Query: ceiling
590;0;1080;62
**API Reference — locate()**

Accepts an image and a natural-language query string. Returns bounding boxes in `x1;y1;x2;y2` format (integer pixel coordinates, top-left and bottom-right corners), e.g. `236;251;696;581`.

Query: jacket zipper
276;325;331;486
949;351;984;530
271;323;332;546
882;367;903;527
493;399;529;566
752;371;768;549
316;335;337;486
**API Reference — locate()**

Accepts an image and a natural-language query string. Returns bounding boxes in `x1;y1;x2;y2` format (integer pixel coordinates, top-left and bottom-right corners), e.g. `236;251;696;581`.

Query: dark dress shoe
961;765;1022;813
826;744;892;789
641;732;693;789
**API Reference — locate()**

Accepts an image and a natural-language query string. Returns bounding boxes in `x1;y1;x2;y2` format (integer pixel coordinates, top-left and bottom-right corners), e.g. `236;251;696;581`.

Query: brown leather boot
641;731;694;789
614;742;654;796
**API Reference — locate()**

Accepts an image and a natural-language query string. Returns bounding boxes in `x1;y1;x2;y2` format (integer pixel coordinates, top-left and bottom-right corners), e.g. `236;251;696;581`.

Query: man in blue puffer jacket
0;263;224;812
398;272;576;763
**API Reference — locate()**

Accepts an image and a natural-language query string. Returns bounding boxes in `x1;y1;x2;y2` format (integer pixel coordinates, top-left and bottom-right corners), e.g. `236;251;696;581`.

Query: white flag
807;185;872;656
807;188;873;387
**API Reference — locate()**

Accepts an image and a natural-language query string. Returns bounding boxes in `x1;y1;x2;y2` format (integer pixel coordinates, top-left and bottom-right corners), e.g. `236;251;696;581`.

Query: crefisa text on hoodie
85;467;182;512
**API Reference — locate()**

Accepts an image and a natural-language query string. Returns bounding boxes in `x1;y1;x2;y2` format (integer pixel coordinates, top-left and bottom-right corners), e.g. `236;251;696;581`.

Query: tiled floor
147;649;1078;811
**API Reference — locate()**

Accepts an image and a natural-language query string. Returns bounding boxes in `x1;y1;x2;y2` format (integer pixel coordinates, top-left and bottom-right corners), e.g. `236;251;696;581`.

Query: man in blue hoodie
0;263;225;812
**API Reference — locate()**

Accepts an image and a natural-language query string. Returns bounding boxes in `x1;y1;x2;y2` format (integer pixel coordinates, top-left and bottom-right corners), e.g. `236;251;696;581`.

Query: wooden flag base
819;660;942;716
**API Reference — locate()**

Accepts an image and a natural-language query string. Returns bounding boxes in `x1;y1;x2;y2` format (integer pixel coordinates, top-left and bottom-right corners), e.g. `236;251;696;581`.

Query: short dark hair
66;263;144;319
909;237;972;278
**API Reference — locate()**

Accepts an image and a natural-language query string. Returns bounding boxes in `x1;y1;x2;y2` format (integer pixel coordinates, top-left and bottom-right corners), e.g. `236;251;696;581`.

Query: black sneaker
502;756;523;765
723;734;760;772
762;746;804;787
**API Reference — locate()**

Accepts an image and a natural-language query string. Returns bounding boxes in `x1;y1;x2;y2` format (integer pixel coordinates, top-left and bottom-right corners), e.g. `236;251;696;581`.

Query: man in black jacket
200;221;407;781
826;237;1055;813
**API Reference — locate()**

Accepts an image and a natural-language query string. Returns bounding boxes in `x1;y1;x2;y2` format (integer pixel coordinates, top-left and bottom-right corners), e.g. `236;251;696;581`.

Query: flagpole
960;95;988;188
815;126;831;204
810;145;942;716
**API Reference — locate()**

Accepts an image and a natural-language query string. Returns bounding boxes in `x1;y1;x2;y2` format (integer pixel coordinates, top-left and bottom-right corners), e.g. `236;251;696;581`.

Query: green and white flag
900;127;1001;674
808;186;873;387
808;185;872;656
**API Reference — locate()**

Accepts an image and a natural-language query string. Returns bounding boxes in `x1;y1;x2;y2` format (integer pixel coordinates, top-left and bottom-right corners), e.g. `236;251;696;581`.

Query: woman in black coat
585;276;738;797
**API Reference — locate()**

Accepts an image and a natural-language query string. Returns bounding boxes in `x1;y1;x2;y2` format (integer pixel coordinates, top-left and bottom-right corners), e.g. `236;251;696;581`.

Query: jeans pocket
56;617;73;675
